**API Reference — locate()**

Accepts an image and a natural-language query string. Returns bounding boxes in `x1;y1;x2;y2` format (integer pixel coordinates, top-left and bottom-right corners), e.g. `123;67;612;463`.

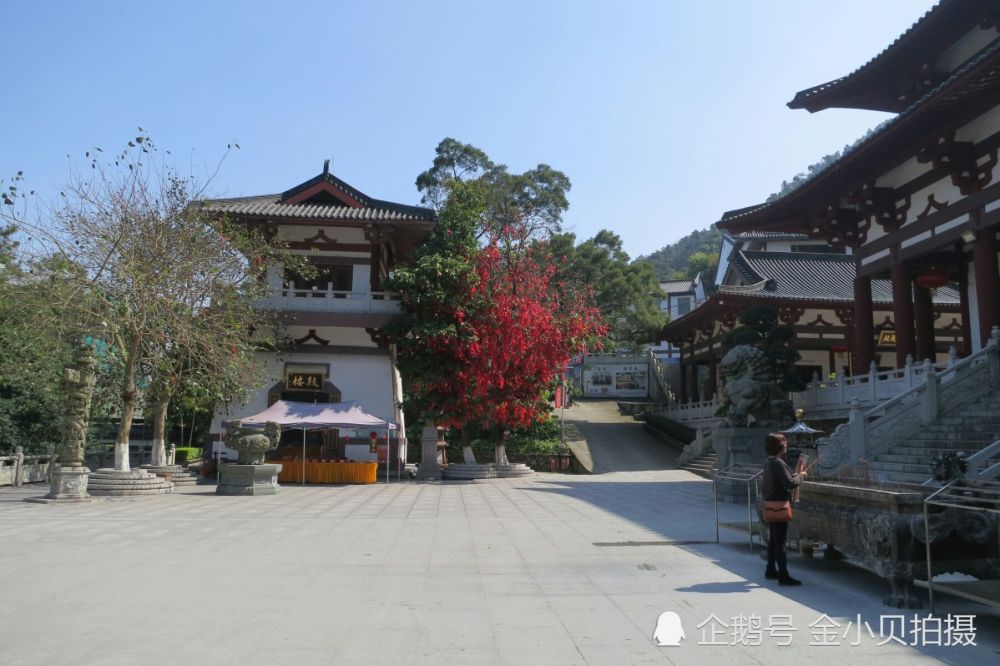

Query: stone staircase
679;447;717;478
141;464;199;486
866;390;1000;484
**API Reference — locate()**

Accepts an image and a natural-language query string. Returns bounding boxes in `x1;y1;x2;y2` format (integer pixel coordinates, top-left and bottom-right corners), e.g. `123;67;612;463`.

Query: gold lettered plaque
877;330;896;346
287;372;324;389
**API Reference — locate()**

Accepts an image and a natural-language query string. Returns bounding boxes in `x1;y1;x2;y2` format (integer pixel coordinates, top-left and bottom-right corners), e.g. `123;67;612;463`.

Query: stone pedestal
418;425;441;480
88;468;174;496
24;466;94;504
141;464;199;486
442;463;495;480
216;463;282;496
713;426;772;503
493;463;533;478
441;463;534;480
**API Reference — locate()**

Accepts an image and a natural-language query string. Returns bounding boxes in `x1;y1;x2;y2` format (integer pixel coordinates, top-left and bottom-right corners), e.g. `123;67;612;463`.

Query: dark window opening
286;263;354;295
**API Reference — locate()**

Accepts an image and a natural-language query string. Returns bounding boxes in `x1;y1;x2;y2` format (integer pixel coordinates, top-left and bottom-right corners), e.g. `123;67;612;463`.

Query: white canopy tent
226;400;399;485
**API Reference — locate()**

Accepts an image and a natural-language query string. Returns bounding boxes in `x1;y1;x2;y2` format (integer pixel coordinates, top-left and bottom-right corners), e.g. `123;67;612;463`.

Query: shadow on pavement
524;478;1000;665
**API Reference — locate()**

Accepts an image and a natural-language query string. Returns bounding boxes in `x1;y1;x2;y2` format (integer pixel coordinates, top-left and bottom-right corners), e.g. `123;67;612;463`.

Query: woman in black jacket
762;432;805;586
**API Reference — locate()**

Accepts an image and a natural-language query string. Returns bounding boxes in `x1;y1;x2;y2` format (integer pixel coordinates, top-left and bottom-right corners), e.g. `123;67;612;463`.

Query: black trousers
767;521;789;574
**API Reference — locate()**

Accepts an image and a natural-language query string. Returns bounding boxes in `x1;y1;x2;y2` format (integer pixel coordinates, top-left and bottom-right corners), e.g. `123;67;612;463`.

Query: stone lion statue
225;421;282;465
718;345;793;427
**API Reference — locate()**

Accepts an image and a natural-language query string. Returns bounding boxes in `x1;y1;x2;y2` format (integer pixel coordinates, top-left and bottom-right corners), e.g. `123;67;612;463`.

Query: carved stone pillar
890;260;916;367
418;424;441;480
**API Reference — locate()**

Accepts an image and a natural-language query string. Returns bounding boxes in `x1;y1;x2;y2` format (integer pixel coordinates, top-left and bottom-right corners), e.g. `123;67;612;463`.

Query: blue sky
1;0;935;259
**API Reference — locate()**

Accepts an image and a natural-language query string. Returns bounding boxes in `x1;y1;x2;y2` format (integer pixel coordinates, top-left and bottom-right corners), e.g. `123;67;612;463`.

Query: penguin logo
652;611;685;646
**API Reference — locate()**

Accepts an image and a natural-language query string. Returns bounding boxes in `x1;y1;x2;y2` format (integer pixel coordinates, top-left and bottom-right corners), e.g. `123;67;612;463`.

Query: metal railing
713;464;764;552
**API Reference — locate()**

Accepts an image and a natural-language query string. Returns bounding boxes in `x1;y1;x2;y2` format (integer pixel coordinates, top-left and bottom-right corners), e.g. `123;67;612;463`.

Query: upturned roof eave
718;40;1000;234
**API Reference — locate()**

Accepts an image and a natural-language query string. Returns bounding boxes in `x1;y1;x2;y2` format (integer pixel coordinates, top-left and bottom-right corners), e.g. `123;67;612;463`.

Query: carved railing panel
818;327;1000;474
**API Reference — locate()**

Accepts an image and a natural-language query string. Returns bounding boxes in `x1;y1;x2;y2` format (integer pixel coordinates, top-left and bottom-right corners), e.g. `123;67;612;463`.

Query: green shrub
174;447;203;464
444;417;567;461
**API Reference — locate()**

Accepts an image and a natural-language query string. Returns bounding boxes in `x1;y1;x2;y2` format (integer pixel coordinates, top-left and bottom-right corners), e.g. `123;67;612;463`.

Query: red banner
554;384;564;409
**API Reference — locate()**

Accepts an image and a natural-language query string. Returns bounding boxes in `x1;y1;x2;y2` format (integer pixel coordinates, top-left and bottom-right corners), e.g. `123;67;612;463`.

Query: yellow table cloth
269;461;379;484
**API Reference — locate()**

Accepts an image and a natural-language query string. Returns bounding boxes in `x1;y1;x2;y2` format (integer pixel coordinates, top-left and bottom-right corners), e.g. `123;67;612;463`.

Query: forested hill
636;227;722;281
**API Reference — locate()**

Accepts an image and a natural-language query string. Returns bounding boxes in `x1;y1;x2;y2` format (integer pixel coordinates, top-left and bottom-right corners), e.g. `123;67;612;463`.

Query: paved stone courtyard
1;464;997;665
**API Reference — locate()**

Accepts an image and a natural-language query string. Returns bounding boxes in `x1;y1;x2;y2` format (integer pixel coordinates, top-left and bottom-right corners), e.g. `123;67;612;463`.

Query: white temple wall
796;349;830;377
284;326;377;347
210;350;396;436
275;225;368;244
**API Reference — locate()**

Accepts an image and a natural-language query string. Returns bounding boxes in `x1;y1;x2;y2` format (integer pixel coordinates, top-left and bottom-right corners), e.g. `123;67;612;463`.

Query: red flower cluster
420;236;605;431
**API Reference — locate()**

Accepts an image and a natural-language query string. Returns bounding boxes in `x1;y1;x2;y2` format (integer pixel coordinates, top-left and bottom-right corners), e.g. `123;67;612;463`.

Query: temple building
718;0;1000;367
662;232;963;402
664;0;998;403
203;162;435;461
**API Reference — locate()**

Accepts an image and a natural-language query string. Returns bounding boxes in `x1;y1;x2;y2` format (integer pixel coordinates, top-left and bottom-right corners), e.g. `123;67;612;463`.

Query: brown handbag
762;500;792;523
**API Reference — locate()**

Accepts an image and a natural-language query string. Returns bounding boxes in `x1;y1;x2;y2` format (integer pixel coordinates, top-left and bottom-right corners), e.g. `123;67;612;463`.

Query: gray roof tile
199;194;435;223
720;251;959;305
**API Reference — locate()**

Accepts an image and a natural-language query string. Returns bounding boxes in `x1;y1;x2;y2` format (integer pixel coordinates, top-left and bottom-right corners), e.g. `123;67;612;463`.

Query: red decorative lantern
830;344;849;354
915;269;950;290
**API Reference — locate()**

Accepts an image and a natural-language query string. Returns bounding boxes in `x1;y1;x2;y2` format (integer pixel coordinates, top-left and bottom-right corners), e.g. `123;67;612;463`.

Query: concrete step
681;455;716;467
875;453;1000;465
936;416;1000;425
900;433;1000;449
879;445;997;457
679;453;716;478
867;461;948;475
865;471;929;485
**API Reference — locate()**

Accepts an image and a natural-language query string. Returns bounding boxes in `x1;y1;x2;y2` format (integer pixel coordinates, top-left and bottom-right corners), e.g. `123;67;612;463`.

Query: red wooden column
913;283;935;362
678;353;688;404
853;274;874;371
369;242;382;291
958;269;973;356
689;362;700;403
890;260;916;367
973;228;1000;347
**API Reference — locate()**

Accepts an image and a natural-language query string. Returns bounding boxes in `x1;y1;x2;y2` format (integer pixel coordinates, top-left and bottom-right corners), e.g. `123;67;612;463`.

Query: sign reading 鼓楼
877;330;896;346
287;372;324;390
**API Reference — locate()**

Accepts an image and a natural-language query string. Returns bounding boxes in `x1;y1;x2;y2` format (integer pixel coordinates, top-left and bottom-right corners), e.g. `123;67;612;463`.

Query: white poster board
583;363;649;398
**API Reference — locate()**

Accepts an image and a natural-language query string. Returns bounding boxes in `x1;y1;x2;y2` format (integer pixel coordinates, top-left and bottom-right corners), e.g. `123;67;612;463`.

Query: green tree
386;179;484;459
639;226;722;281
0;224;75;453
551;230;666;348
683;251;718;279
719;304;804;392
2;134;297;469
415;137;571;247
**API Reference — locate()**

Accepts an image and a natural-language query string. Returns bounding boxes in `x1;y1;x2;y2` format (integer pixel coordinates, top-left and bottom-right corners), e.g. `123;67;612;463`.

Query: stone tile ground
1;467;997;665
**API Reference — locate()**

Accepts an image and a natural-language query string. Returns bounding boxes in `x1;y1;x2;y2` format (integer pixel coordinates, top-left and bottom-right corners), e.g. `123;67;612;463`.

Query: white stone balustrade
817;327;1000;476
0;447;55;487
793;350;956;418
661;347;963;426
257;286;401;314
